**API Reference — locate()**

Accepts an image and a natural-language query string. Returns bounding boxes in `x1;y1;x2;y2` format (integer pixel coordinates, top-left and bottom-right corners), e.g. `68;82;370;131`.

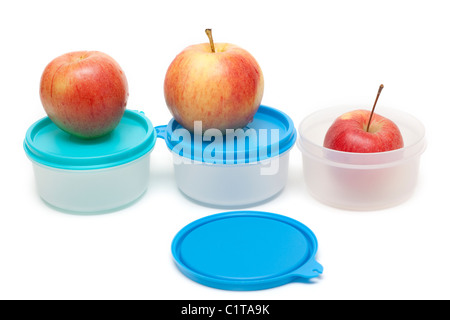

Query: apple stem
205;29;216;53
366;84;384;132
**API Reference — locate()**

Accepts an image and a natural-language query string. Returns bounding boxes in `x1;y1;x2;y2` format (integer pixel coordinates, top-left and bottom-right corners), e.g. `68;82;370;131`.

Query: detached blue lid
24;110;156;170
156;105;297;164
172;211;323;291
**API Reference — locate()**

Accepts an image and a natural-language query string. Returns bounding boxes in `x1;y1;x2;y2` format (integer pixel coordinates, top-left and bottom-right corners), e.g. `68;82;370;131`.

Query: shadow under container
297;106;426;211
23;110;157;213
156;105;297;208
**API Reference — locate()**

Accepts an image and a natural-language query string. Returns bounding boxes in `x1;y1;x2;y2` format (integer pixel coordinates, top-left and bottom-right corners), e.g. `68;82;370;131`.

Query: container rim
24;110;157;170
26;146;153;172
158;105;297;165
170;144;294;167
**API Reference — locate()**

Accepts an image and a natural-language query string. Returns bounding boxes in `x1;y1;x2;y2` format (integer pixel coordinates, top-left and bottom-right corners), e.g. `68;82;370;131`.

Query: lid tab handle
155;125;167;140
291;259;323;279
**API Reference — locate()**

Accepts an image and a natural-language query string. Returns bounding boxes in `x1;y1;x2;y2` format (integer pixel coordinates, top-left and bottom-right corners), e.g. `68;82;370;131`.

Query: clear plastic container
170;151;291;207
157;105;297;208
24;110;157;213
29;154;150;213
297;106;426;210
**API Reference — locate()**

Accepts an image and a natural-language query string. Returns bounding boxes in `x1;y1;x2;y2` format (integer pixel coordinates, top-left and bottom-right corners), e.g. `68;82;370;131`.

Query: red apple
164;29;264;132
40;51;129;139
323;109;404;153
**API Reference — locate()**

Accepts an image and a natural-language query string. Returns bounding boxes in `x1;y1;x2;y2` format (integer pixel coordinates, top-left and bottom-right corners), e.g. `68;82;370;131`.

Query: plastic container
156;105;297;207
24;110;157;213
297;106;426;210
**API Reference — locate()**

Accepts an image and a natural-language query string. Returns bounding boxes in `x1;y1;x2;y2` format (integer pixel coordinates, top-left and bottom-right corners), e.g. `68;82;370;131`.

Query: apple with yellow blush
164;29;264;133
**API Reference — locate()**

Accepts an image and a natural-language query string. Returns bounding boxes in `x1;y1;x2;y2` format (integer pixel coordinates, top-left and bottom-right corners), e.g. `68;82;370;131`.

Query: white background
1;0;449;300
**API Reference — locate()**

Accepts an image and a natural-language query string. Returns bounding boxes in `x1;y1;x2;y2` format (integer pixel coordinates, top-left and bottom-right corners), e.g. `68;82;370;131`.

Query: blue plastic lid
172;211;323;291
156;105;297;164
24;110;156;170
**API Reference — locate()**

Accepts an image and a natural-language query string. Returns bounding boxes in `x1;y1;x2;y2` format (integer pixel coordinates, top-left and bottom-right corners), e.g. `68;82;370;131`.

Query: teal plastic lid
24;110;156;170
156;105;297;165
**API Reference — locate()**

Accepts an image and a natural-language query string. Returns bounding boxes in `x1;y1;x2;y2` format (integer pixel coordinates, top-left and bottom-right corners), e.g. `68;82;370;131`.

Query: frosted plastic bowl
169;151;292;208
157;105;297;208
29;154;151;213
24;110;157;213
297;106;426;210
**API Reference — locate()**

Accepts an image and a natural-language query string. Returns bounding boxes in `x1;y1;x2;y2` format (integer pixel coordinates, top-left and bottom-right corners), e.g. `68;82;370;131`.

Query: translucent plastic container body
30;153;151;213
172;150;292;208
156;105;297;208
24;110;156;213
297;106;426;210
